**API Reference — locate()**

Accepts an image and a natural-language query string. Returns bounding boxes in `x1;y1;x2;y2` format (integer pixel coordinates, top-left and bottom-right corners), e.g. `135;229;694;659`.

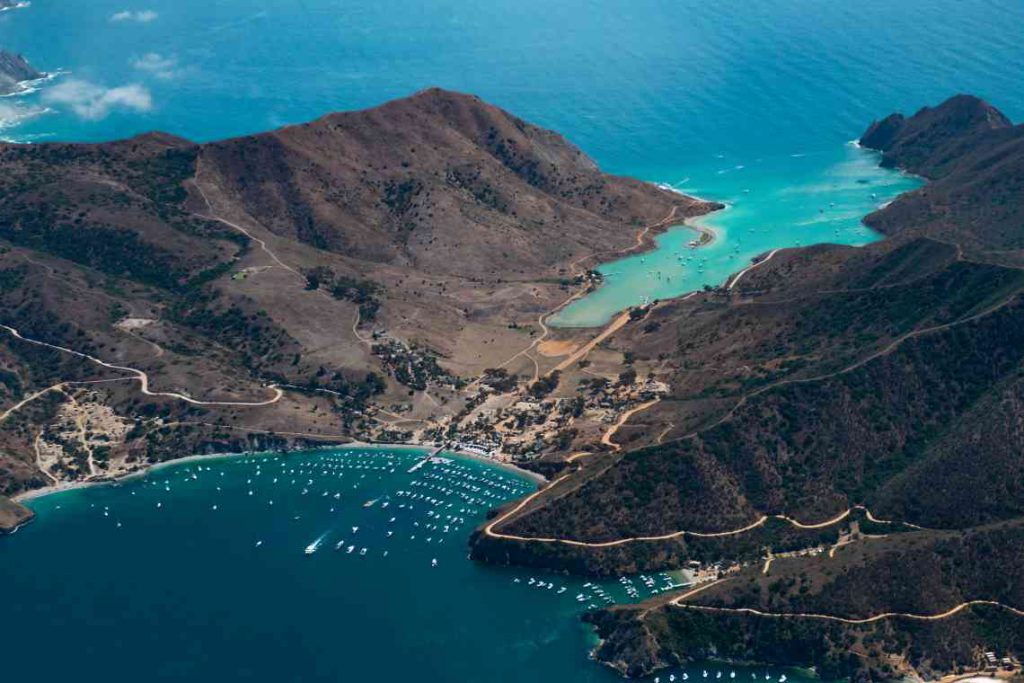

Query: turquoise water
552;145;922;326
1;448;816;682
2;0;1022;324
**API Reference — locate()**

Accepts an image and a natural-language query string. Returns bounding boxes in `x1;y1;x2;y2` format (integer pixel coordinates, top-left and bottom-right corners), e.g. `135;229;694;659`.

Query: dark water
2;448;817;682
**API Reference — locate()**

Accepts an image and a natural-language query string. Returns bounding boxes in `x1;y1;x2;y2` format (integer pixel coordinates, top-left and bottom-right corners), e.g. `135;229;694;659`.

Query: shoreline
11;441;546;506
549;202;726;331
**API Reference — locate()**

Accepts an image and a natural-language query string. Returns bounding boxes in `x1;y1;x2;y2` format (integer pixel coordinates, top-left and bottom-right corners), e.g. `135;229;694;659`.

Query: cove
0;447;818;683
551;144;923;328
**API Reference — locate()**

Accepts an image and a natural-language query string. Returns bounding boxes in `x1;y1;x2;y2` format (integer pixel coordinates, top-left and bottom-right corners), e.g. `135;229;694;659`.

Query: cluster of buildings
685;559;742;585
445;372;671;462
981;650;1019;673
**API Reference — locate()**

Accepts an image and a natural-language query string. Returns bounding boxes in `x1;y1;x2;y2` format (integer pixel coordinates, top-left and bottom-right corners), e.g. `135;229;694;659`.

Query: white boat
305;537;324;555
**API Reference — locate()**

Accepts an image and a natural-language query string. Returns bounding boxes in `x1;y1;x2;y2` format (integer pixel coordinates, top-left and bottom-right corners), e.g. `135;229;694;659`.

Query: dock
408;444;446;473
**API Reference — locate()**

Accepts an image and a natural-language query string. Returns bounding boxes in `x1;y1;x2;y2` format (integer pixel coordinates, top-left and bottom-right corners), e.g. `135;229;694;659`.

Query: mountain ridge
476;95;1024;681
0;88;715;514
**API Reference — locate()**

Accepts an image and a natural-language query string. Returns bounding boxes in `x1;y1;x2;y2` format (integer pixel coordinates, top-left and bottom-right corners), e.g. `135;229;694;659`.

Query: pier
407;444;446;473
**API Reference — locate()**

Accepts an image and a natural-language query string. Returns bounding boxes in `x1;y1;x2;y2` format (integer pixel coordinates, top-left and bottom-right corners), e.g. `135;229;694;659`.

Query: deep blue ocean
0;448;819;683
2;1;1024;680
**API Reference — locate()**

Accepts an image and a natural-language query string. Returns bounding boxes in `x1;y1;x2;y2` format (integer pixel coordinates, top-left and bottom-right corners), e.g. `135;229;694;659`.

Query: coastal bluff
0;495;33;533
0;50;43;96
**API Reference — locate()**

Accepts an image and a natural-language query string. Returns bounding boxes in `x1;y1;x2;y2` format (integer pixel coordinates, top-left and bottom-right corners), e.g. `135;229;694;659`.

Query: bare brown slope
0;89;715;497
200;88;716;279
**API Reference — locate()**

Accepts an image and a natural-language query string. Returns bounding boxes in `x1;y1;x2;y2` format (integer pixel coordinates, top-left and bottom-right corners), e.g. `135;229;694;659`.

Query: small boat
431;558;438;567
305;538;323;555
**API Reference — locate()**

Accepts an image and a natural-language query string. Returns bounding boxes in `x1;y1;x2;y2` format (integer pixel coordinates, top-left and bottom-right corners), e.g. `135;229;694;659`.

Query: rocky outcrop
0;51;44;96
0;495;33;533
860;95;1024;255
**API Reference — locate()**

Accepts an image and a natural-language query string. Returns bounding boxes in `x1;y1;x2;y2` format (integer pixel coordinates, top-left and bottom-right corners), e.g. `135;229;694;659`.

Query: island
1;89;1022;681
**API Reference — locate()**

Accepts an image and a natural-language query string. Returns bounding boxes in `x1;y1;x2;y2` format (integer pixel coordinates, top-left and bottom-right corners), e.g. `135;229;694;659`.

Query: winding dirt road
474;205;690;387
193;158;304;280
727;248;782;290
0;324;283;407
601;398;660;450
480;277;1020;547
483;496;921;548
672;596;1024;625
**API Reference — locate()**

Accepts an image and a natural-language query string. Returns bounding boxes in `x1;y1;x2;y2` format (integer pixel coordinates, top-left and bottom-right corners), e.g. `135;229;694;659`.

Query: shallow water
551;144;922;326
1;448;816;682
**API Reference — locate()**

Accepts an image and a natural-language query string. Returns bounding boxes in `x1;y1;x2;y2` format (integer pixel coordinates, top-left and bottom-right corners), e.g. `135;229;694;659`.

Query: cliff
0;51;43;96
0;494;33;533
860;95;1024;259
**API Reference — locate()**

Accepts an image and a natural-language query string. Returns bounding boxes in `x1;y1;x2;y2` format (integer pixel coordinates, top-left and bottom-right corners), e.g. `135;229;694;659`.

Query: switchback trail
193;157;304;280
